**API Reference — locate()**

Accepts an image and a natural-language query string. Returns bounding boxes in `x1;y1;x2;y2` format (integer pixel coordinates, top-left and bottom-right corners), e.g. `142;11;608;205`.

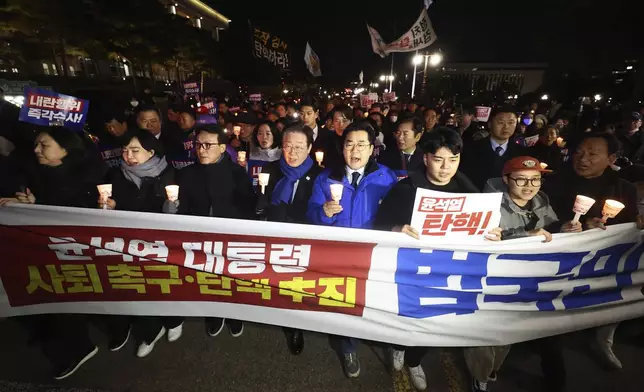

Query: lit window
42;63;50;75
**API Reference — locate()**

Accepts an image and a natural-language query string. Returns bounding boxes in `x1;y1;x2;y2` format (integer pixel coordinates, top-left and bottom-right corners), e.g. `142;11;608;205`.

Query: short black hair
396;116;424;136
176;104;197;120
120;129;164;157
102;107;129;124
539;125;558;138
461;105;476;116
282;123;314;147
300;98;319;112
490;106;518;120
342;121;376;145
423;107;438;116
421;127;464;155
218;101;228;107
135;104;161;118
370;103;383;111
286;101;298;110
252;121;280;149
195;124;229;145
332;104;354;122
578;132;619;156
276;103;287;110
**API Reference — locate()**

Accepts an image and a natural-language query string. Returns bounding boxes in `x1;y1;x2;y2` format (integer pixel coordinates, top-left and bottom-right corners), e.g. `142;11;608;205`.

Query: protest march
2;1;644;392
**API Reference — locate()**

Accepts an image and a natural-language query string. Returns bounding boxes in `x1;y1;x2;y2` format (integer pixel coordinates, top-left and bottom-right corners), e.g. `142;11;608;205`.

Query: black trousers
136;316;184;344
530;336;566;390
20;314;94;369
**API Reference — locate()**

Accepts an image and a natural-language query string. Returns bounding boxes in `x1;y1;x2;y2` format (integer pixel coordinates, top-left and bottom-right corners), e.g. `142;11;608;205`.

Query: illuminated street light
541;94;549;101
379;75;386;82
412;55;423;66
627;65;634;70
283;89;289;94
594;94;603;101
428;53;443;67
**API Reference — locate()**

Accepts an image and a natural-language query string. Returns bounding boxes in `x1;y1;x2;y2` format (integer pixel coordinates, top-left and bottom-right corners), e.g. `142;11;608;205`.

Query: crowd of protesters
1;88;644;392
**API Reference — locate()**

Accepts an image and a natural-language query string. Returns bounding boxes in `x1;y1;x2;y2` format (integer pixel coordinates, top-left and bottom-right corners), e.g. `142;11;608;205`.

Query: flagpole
389;54;394;92
411;50;419;99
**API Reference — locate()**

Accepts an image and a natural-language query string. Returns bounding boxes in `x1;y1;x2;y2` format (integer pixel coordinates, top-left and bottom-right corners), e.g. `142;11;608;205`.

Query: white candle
97;184;112;209
601;199;625;223
258;173;270;194
315;151;324;166
165;185;179;202
330;184;343;201
572;195;596;223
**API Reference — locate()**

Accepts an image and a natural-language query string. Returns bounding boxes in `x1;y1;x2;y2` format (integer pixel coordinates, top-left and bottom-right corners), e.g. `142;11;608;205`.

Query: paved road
0;317;643;392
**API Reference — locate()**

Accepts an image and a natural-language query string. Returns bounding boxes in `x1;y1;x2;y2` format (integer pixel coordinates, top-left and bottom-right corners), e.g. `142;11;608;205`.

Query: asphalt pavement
0;317;643;392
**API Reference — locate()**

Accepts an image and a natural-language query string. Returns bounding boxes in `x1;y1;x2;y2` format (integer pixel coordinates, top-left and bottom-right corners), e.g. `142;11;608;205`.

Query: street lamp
412;55;423;66
594;94;602;101
428;53;443;67
541;94;549;101
283;89;289;94
379;75;386;82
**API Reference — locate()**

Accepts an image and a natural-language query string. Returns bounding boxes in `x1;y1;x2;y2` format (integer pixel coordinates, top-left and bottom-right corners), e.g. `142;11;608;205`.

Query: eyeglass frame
282;143;308;154
343;142;372;151
505;176;544;187
195;141;224;151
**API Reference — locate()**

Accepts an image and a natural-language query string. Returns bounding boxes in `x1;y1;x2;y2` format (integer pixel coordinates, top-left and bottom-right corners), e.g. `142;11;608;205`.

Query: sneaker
392;348;405;371
136;327;166;358
343;352;361;378
408;365;427;391
206;318;225;337
285;329;304;355
472;377;489;392
54;346;98;380
108;325;131;352
227;319;244;338
167;323;183;343
592;340;623;369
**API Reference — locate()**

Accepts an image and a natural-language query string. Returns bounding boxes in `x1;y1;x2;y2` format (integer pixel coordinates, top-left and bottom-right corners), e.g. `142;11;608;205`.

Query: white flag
366;9;437;57
424;0;433;8
304;42;322;77
359;71;364;85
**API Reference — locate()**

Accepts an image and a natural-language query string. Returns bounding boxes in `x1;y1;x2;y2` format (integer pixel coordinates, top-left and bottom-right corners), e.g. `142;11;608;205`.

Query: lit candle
601;199;625;223
539;162;548;169
556;137;564;147
258;173;270;194
165;185;179;202
315;151;324;166
572;195;596;223
233;126;241;137
330;183;343;201
97;184;112;209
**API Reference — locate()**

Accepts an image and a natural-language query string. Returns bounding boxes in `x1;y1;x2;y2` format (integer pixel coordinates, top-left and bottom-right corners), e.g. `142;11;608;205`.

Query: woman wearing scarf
101;130;183;359
256;124;322;354
0;126;106;380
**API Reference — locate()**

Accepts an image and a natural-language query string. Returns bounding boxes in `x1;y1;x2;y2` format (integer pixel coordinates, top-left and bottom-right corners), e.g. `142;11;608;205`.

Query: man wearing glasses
307;121;397;379
473;156;581;392
174;124;255;339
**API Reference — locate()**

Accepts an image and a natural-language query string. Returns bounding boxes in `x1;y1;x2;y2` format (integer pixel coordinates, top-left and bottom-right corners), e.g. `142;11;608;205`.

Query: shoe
167;323;183;343
343;352;361;378
471;377;489;392
286;329;304;355
408;365;427;391
206;318;225;337
136;327;166;358
392;348;405;371
592;340;623;369
108;325;131;352
54;346;98;380
227;319;244;338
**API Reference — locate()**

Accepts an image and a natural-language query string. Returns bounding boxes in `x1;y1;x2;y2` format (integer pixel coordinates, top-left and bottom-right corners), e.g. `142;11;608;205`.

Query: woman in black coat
100;130;183;359
0;126;106;380
256;123;322;356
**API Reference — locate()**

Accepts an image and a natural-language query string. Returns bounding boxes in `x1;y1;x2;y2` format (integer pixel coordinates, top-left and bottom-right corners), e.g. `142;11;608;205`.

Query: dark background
210;0;644;87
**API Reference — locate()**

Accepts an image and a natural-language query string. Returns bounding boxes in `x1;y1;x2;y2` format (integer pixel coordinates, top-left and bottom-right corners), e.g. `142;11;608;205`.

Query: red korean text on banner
0;226;373;317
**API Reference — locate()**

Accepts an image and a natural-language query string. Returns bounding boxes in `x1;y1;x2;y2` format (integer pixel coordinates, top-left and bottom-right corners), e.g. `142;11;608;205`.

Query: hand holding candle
601;199;625;223
572;195;595;223
330;183;343;201
258;173;270;194
233;126;241;137
556;137;565;147
237;151;247;166
97;184;113;209
315;151;324;167
165;185;179;202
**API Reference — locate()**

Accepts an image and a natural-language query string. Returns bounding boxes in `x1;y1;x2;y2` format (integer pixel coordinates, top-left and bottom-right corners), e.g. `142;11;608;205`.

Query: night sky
207;0;644;87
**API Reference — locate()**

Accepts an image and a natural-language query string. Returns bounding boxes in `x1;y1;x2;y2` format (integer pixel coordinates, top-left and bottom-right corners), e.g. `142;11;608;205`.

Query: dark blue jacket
307;159;397;229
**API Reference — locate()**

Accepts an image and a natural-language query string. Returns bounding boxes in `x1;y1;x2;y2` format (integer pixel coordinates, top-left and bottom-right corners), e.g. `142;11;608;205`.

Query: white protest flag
304;42;322;77
424;0;433;8
366;24;387;58
359;70;364;85
367;9;438;57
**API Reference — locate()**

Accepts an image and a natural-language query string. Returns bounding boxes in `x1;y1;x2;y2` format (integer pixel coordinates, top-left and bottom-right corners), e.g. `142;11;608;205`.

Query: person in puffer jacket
472;155;581;392
306;121;397;379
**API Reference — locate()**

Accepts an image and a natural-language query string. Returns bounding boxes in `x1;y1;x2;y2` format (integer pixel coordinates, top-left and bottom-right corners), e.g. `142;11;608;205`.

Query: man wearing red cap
472;156;581;392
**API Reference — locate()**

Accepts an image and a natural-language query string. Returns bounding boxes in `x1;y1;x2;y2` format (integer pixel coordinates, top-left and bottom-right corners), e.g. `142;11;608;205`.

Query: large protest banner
368;9;438;58
250;23;290;70
1;204;644;347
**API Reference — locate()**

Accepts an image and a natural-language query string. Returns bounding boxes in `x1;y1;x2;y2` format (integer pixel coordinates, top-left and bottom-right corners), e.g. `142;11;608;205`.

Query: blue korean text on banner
18;87;89;131
247;159;270;187
395;241;641;318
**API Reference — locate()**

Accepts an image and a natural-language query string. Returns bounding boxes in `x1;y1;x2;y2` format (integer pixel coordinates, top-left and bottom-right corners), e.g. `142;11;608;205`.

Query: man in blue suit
307;121;397;378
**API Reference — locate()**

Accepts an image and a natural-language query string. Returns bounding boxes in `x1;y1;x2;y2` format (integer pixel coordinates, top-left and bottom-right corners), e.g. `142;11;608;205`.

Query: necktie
351;171;361;188
401;153;409;171
495;146;504;156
